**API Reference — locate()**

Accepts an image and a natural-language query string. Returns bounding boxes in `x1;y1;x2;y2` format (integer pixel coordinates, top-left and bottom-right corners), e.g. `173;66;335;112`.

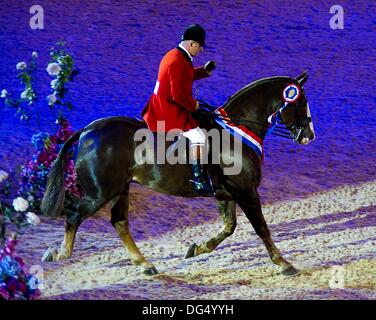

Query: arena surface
0;0;375;299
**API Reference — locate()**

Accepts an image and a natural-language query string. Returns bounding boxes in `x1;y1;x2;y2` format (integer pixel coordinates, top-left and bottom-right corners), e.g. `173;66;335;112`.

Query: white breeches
182;127;206;147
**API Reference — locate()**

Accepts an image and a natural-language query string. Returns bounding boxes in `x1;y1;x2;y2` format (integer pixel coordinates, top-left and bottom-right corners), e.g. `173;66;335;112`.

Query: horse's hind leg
185;200;237;258
110;185;158;275
42;197;105;262
236;189;299;276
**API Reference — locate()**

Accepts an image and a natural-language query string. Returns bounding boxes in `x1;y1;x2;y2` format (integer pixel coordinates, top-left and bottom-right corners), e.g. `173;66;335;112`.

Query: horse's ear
296;71;308;86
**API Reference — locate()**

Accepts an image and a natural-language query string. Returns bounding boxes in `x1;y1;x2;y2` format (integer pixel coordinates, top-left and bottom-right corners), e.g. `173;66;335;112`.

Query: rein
197;99;294;140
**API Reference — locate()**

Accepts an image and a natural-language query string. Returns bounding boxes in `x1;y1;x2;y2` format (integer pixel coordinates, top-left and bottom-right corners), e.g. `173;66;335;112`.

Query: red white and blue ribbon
213;84;302;160
282;84;301;104
266;111;282;136
266;83;302;135
214;107;264;160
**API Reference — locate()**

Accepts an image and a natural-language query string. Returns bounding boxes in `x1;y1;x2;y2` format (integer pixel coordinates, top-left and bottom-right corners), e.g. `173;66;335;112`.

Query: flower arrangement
0;41;82;299
0;175;41;300
0;174;41;245
0;233;41;300
1;41;82;214
17;118;83;213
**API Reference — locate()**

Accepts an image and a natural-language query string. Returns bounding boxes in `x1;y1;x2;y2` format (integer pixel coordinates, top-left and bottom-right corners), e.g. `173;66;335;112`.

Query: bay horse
41;72;315;276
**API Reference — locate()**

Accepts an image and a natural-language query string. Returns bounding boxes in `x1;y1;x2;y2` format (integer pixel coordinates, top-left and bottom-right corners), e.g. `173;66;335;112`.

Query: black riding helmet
181;24;206;47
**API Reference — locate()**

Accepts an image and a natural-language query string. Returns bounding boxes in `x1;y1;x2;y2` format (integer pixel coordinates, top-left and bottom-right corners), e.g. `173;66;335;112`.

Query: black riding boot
190;161;212;194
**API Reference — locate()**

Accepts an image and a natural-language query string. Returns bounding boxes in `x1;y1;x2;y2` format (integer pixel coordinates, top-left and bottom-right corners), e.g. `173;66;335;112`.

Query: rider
142;24;216;194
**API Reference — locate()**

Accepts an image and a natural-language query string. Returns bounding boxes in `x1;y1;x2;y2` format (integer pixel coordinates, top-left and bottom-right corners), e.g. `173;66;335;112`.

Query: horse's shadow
272;205;376;238
218;204;376;251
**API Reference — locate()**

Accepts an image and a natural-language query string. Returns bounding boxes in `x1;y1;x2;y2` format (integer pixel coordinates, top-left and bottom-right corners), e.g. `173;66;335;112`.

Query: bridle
266;97;312;141
197;83;312;142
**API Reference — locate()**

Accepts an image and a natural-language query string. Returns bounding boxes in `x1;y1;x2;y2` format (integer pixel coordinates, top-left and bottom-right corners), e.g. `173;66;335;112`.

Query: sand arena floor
16;181;375;300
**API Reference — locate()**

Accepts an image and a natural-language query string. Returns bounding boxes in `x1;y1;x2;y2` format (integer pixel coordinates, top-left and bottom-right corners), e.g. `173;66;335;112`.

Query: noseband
267;98;312;141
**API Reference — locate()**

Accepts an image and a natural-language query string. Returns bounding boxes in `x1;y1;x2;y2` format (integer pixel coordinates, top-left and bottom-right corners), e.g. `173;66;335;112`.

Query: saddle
191;101;217;130
137;103;232;200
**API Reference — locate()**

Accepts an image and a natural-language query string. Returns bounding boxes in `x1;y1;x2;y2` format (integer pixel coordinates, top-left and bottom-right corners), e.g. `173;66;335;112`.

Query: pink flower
0;287;10;300
5;278;18;294
37;150;50;165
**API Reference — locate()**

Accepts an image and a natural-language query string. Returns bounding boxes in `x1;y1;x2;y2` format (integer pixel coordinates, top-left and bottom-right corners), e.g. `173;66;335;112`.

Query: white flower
16;62;27;70
25;212;41;226
20;90;28;99
13;197;29;212
50;79;59;89
47;94;57;105
1;89;8;98
27;195;34;202
46;63;61;76
0;170;8;183
32;51;38;59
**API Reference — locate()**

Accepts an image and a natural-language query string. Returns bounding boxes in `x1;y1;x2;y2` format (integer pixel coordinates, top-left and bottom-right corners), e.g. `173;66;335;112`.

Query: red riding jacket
142;47;209;132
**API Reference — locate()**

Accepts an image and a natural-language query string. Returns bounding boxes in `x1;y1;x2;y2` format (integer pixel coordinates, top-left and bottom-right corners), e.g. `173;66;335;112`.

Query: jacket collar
176;44;193;64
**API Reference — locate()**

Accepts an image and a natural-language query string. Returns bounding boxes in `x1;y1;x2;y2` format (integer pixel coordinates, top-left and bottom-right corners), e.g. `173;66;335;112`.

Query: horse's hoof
281;265;300;277
185;243;197;259
143;266;158;276
41;247;58;262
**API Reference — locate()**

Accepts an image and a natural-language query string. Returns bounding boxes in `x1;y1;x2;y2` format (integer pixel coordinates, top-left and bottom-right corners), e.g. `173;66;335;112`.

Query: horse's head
276;72;316;145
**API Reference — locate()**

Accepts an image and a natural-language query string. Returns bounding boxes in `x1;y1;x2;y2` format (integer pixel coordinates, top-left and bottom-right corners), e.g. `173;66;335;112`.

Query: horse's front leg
236;189;299;276
185;200;236;258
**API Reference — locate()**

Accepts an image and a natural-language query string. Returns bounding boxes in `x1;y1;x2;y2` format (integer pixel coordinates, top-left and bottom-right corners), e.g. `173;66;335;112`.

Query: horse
41;72;315;277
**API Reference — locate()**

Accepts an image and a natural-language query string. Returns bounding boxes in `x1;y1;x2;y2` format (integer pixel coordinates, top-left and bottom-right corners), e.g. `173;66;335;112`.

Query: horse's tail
40;129;84;217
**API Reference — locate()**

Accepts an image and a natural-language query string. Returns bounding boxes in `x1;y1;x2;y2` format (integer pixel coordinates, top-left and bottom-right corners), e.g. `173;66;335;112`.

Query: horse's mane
223;76;292;107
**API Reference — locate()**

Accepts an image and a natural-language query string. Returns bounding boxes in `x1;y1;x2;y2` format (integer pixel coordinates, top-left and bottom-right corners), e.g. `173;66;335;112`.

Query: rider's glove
204;60;216;73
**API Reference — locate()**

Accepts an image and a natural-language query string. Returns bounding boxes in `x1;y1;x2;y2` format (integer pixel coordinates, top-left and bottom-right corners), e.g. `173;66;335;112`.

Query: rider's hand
204;60;216;74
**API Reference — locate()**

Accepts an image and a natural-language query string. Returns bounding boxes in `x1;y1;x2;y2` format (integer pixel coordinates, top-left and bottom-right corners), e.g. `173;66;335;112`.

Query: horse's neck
223;80;286;139
222;98;271;139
